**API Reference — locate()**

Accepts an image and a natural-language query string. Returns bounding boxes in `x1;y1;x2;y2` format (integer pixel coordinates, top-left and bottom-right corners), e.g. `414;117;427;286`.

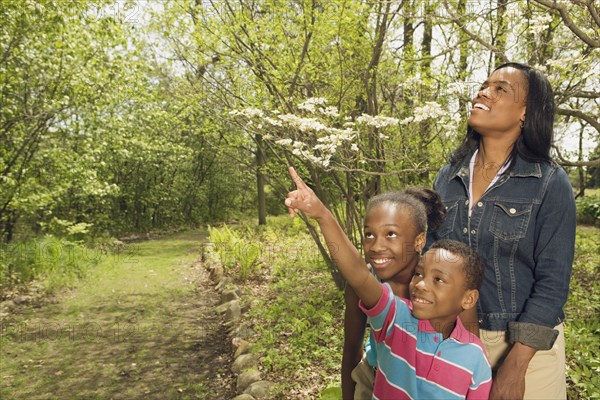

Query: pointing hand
284;167;327;220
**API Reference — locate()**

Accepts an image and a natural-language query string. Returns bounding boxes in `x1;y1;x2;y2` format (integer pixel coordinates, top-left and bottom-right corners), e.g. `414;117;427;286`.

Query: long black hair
450;62;555;167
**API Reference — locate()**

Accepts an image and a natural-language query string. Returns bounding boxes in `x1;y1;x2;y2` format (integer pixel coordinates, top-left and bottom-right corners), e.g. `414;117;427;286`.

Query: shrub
207;225;262;281
576;193;600;226
0;235;101;294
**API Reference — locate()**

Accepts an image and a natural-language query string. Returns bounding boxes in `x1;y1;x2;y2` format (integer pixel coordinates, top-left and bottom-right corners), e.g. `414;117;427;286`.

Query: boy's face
409;248;473;332
363;202;423;283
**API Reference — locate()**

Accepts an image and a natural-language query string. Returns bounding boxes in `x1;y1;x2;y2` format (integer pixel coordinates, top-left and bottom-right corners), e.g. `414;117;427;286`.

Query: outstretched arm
285;167;382;308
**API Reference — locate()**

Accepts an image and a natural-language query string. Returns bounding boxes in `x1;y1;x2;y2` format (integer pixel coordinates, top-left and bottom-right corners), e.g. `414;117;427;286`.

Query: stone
221;288;240;303
236;369;262;392
215;300;241;322
0;300;16;312
234;340;252;358
231;353;258;374
243;381;275;399
232;395;254;400
13;295;30;305
215;276;233;290
208;264;224;283
231;337;246;352
229;323;256;339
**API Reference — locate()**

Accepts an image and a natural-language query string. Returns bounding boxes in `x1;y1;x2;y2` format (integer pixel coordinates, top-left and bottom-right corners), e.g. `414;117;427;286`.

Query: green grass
0;230;218;399
565;225;600;399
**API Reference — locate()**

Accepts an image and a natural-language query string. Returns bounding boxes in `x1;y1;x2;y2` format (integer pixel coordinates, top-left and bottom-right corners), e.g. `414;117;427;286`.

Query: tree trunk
255;133;267;225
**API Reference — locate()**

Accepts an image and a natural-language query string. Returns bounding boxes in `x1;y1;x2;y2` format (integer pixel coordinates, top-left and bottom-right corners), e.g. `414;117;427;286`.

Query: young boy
285;167;491;399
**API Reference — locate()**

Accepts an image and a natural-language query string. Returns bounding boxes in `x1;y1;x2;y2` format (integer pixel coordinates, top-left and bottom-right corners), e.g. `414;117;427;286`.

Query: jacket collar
447;150;542;182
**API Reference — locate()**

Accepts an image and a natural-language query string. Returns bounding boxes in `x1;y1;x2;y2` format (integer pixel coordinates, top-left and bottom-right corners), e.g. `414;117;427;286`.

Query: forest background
1;0;599;398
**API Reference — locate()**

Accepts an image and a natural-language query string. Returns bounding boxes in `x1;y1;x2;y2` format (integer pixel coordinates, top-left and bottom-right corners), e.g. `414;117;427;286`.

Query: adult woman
428;62;576;399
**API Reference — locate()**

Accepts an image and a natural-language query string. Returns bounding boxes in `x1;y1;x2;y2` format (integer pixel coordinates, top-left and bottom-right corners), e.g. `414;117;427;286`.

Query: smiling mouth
472;103;490;111
411;295;432;305
370;258;392;267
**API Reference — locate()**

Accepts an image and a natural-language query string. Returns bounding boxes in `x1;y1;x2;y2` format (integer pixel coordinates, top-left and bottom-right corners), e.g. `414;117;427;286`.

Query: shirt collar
417;316;472;343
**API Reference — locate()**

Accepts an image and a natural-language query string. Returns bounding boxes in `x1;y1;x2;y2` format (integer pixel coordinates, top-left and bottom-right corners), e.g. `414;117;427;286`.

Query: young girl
342;188;447;399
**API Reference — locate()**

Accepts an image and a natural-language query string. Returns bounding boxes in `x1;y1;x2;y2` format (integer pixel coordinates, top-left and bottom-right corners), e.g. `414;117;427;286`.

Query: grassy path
0;231;234;399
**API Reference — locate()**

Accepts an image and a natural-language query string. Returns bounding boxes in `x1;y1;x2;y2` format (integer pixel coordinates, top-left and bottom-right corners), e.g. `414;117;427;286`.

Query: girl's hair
450;62;555;167
366;188;446;233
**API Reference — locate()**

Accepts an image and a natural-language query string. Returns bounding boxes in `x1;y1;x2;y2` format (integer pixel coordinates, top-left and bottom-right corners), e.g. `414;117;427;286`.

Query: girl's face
363;202;423;283
468;66;528;140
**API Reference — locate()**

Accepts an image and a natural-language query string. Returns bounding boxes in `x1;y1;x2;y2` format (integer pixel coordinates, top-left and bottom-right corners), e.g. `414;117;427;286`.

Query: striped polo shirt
359;282;492;399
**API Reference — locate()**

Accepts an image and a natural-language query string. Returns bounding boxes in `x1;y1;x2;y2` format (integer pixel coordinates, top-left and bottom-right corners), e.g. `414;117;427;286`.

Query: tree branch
555;90;600;99
442;0;509;63
557;107;600;133
553;144;600;167
532;0;600;48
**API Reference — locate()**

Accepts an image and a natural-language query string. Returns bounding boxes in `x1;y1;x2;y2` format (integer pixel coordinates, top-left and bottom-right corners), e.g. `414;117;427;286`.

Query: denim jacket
428;153;576;350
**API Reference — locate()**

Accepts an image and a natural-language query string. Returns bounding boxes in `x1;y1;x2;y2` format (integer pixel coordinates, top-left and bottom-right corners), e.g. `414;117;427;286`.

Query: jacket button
471;229;476;234
465;200;469;206
510;208;516;214
477;202;483;207
463;227;468;234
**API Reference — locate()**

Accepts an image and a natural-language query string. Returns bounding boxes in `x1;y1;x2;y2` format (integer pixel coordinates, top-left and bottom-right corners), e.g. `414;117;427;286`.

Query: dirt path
0;232;236;399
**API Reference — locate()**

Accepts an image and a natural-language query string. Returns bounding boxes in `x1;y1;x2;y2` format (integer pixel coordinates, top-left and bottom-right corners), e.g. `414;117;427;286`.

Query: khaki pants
481;323;566;400
350;357;375;400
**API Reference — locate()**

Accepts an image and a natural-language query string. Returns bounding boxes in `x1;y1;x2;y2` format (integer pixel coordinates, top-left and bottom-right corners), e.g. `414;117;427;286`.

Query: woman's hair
366;188;446;233
450;62;555;167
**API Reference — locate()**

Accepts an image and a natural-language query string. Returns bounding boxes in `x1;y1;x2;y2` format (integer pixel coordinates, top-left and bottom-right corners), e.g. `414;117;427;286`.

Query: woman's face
468;66;528;139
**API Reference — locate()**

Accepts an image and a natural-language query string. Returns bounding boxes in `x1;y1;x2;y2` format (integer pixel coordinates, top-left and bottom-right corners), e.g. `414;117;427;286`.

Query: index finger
288;166;309;190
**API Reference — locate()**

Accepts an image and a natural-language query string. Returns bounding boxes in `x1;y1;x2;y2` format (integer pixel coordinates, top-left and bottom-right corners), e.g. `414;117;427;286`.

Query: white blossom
279;114;327;132
528;13;553;36
356;114;399;128
229;108;264;118
264;117;282;126
399;116;414;125
276;139;293;146
298;97;328;113
321;106;340;117
413;102;446;122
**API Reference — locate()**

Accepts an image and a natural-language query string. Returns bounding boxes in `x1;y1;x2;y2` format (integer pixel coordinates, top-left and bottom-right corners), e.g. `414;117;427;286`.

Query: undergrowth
564;226;600;399
0;235;106;296
206;216;345;398
207;218;600;399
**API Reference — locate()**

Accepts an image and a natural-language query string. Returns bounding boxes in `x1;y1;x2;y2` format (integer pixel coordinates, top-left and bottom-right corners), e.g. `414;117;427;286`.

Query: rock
234;340;252;358
236;369;262;392
232;337;245;351
13;295;30;305
231;353;258;374
215;300;241;322
232;395;255;400
1;300;16;312
243;381;275;399
215;276;232;290
229;323;256;339
208;264;224;283
221;288;240;303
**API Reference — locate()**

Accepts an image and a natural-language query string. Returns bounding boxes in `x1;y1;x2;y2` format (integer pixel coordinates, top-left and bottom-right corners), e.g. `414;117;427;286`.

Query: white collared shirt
468;149;509;217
